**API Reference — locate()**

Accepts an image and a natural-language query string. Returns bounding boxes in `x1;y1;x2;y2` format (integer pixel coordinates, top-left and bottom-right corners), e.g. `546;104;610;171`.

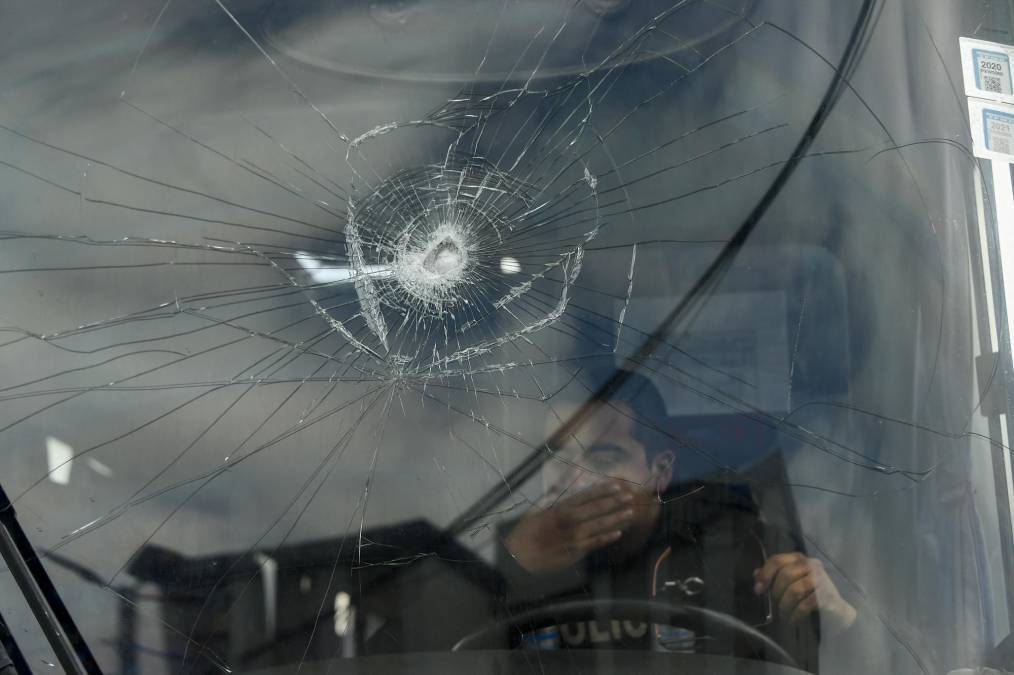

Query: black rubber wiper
0;485;103;674
0;614;28;675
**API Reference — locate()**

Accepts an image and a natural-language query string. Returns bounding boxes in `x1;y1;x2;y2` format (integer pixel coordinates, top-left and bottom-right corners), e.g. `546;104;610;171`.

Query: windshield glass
1;1;1013;674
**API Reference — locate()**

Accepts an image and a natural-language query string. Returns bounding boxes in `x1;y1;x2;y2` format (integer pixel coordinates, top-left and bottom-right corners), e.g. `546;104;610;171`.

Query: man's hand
504;481;636;575
753;553;857;634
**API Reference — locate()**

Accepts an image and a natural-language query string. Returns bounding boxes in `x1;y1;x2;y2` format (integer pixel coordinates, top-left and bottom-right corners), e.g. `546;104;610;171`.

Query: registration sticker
985;108;1014;154
969;98;1014;161
961;37;1014;104
974;48;1013;96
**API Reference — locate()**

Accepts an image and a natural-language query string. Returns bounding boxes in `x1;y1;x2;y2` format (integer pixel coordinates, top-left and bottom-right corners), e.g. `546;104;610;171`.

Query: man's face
542;402;672;498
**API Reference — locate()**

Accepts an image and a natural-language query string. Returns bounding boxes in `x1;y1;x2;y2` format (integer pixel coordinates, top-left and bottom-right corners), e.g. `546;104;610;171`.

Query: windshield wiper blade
0;485;103;674
0;612;28;675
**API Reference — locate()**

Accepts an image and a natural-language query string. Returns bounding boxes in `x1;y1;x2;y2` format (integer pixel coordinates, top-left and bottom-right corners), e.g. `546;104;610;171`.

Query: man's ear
651;450;675;491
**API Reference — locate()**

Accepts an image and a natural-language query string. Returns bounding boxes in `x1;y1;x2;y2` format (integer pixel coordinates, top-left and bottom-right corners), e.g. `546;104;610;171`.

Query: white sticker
968;98;1014;161
961;37;1014;103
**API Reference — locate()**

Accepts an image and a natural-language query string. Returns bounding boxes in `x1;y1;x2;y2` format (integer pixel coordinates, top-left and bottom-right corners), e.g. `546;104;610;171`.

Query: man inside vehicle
498;369;860;671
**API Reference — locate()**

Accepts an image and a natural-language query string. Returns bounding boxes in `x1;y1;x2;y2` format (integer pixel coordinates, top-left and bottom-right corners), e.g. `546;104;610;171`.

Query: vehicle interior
0;1;1012;674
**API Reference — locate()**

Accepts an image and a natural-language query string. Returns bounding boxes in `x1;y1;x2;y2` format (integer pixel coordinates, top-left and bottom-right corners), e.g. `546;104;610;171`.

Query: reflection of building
128;520;502;674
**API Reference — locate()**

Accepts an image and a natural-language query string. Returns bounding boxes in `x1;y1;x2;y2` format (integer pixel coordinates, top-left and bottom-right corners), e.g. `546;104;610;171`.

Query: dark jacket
497;481;823;670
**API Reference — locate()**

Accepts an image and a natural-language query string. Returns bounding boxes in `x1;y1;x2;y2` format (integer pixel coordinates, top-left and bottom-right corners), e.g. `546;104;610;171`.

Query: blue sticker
974;48;1012;95
983;108;1014;154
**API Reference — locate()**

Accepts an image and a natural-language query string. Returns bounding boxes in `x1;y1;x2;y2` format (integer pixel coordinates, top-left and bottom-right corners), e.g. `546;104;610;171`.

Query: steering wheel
452;598;798;669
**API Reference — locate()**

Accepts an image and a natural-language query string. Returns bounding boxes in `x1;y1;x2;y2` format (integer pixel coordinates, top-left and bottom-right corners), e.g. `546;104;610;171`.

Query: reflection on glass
0;1;1011;674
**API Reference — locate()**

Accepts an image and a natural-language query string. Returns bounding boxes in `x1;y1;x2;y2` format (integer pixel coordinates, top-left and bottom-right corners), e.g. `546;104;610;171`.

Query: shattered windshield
1;0;1013;673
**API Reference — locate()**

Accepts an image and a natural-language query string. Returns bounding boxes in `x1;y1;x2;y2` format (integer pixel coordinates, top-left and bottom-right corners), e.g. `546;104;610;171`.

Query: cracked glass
1;1;1013;674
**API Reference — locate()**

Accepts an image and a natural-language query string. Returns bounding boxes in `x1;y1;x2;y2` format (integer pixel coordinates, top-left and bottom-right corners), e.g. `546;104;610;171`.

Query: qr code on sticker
985;75;1004;93
994;137;1011;154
